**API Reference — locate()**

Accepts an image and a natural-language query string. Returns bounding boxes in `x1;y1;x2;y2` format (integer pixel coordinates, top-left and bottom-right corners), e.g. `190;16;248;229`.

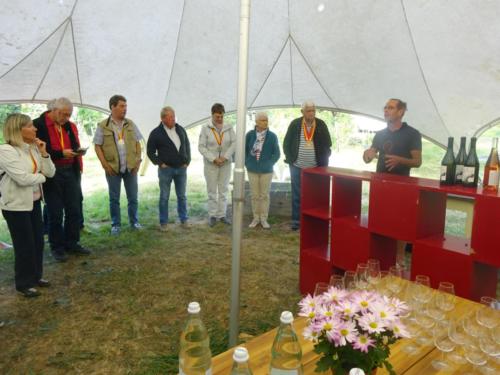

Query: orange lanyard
210;127;224;145
56;126;65;149
302;119;316;142
29;149;37;173
116;126;125;141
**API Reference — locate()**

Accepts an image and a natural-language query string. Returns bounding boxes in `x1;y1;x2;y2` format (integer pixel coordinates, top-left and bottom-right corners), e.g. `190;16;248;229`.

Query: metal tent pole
229;0;251;348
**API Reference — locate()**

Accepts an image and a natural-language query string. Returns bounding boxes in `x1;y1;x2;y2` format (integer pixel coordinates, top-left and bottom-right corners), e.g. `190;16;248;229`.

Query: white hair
301;101;316;110
53;97;73;110
46;98;56;111
160;106;175;118
255;111;268;120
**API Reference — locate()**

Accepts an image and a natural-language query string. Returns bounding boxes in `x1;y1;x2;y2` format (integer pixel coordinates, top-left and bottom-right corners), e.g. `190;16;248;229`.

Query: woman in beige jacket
0;113;55;297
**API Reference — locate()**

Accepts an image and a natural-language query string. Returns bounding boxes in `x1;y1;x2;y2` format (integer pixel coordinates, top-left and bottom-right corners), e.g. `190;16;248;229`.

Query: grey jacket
198;121;236;164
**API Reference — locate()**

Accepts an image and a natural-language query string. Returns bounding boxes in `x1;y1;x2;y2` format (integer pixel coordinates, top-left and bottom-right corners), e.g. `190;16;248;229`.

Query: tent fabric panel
0;24;66;101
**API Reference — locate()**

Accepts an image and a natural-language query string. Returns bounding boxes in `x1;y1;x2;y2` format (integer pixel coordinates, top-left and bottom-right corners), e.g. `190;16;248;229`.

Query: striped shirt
294;127;317;169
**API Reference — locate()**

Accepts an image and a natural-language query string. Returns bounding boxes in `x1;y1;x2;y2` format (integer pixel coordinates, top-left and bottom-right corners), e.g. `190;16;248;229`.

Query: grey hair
53;97;73;110
255;111;268;121
301;101;316;110
160;106;175;118
46;98;57;111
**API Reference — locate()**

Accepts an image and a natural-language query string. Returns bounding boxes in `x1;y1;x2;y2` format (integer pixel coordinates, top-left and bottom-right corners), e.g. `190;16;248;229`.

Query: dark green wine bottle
462;137;479;187
454;137;467;184
440;137;456;185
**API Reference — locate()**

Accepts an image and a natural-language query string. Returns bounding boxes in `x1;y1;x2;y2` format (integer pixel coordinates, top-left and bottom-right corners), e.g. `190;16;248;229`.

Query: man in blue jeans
146;106;191;231
283;101;332;231
94;95;143;235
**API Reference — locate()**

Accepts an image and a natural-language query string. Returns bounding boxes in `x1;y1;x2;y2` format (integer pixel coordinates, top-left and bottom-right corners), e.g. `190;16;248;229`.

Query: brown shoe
159;224;168;232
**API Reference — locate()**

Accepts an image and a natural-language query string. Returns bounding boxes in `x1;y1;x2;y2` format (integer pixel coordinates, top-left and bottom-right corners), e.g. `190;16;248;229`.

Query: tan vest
97;117;139;173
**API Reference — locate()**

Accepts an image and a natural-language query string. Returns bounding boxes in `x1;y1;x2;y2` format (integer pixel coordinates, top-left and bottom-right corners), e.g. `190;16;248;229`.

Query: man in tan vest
94;95;143;235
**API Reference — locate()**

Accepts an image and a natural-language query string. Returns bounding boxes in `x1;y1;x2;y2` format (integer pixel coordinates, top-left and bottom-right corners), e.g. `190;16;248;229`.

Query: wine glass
413;275;432;304
355;263;369;290
387;265;404;297
344;270;357;290
401;317;422;355
426;291;446;322
479;335;500;374
464;341;488;372
314;282;329;297
414;308;435;346
329;274;345;289
431;320;456;371
463;313;488;339
476;296;499;329
435;282;456;315
448;318;470;365
367;259;381;288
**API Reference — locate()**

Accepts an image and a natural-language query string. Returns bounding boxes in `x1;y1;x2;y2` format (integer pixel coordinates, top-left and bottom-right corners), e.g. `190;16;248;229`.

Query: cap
187;302;200;314
349;369;365;375
280;311;294;324
233;347;249;363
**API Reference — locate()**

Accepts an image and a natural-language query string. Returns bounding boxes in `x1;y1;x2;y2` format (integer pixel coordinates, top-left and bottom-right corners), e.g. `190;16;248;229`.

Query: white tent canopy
1;0;500;145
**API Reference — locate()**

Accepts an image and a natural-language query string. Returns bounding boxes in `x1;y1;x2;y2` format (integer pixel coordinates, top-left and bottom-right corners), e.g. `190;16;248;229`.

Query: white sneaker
261;219;271;229
248;219;260;228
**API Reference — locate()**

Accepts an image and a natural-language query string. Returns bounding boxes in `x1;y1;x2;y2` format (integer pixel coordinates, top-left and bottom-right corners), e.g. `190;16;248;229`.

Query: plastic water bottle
230;347;253;374
269;311;304;374
179;302;212;375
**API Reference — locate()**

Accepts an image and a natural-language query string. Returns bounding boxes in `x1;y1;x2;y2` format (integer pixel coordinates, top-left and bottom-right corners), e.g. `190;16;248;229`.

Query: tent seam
164;0;187;104
249;37;291;107
289;35;338;108
400;0;449;137
289;37;295;105
32;20;72;100
0;20;67;81
69;0;83;104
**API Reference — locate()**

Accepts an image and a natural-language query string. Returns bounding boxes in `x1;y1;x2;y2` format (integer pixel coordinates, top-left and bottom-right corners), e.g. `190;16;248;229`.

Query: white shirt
163;123;181;151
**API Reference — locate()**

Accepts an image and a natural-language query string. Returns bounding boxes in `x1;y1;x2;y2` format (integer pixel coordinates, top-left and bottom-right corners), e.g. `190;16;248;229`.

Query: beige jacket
0;143;55;211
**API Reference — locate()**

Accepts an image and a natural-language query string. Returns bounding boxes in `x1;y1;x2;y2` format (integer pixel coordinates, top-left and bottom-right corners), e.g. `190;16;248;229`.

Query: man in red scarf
34;97;91;262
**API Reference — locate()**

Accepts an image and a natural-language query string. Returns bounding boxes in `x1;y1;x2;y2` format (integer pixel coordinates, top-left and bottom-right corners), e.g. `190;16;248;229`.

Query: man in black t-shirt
363;99;422;176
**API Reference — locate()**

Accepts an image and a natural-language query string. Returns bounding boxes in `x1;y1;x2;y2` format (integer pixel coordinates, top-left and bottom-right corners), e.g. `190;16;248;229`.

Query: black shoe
51;250;68;262
17;288;41;298
37;279;51;287
219;217;231;225
209;217;217;227
68;245;91;255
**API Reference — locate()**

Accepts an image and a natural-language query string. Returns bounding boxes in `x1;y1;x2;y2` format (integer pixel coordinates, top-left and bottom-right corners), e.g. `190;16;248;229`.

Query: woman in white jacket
0;113;56;297
198;103;236;226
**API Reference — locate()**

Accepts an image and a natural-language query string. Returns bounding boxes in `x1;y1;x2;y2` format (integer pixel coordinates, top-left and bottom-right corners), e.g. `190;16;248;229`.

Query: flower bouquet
298;287;410;374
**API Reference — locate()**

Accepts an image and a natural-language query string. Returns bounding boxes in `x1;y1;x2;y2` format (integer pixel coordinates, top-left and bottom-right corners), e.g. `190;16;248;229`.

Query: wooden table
212;285;497;374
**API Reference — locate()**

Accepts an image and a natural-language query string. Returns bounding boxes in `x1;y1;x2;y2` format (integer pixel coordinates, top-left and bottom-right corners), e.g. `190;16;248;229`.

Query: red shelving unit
299;167;499;300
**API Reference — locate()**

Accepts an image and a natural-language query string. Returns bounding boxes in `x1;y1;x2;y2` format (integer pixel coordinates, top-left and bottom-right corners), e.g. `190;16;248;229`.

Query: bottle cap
349;369;365;375
280;311;294;324
187;302;200;314
233;347;249;363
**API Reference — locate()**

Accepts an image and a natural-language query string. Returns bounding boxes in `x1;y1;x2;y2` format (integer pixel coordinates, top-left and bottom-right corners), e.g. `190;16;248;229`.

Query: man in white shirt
146;106;191;231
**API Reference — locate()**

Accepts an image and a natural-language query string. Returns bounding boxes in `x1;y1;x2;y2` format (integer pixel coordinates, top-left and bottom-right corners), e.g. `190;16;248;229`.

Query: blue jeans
106;170;139;227
289;164;302;227
158;166;188;224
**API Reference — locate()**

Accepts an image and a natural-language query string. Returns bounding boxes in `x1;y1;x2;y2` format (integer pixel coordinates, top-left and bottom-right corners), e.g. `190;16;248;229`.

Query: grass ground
0;180;302;374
